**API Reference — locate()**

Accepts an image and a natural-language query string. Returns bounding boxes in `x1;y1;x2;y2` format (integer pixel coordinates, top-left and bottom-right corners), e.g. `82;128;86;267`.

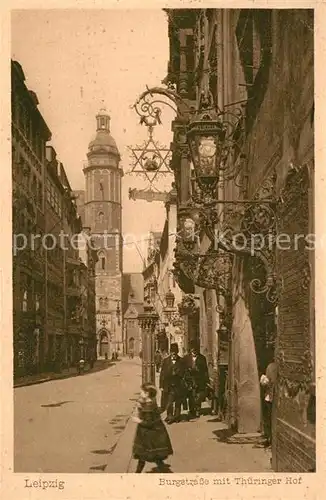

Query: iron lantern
187;110;226;189
165;289;175;309
164;289;177;324
181;217;196;243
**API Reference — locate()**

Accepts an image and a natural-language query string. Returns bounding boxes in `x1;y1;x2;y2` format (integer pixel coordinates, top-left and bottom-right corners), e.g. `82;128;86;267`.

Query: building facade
45;147;97;370
12;60;97;377
156;188;185;355
12;60;51;377
122;273;144;356
162;8;314;471
76;109;123;359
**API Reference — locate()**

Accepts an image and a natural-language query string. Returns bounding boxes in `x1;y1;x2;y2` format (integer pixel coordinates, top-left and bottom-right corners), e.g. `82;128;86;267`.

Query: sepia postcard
1;1;325;499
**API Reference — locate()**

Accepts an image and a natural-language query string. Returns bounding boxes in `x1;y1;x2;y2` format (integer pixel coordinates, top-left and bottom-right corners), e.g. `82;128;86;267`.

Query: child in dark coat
132;383;173;473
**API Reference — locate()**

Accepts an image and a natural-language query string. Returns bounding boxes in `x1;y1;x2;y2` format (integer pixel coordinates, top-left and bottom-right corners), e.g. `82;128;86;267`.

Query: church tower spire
96;108;111;132
83;107;123;360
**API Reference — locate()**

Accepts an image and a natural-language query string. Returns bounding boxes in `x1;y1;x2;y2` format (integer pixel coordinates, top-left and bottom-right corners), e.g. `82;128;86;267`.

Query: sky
11;9;175;272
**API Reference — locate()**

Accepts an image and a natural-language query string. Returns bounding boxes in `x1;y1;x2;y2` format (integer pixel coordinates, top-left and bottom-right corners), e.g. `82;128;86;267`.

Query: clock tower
83;108;123;358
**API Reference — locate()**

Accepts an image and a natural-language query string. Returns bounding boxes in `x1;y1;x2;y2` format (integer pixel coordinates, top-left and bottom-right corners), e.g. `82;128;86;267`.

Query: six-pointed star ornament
127;126;173;187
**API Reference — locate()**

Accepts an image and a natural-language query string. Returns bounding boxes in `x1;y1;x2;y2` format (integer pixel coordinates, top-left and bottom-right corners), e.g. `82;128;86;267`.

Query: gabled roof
124;302;143;319
122;273;144;315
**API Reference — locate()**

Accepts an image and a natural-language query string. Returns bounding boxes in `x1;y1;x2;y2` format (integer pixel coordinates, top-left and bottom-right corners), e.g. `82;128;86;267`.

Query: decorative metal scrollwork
176;198;278;302
178;294;200;316
173;239;233;291
132;85;193;125
127;125;172;188
241;203;276;234
249;273;283;304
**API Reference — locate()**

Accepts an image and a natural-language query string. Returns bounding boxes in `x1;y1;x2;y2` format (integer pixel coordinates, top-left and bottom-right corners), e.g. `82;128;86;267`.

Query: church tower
83;108;123;358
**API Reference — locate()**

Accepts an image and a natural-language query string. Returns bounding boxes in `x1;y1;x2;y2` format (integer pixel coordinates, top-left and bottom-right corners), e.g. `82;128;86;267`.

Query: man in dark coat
260;351;277;447
184;343;209;418
154;350;162;373
159;343;185;424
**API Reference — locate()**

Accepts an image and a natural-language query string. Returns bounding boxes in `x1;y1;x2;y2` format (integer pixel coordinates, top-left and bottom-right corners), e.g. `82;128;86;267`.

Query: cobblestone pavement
14;358;272;474
108;375;272;474
14;358;141;473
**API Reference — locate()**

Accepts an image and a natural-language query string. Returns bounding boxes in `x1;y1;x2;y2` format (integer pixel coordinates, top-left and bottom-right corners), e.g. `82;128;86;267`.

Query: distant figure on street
139;350;143;360
89;355;95;370
159;343;185;423
184;343;209;418
260;352;277;447
78;358;85;375
132;383;173;473
154;350;162;373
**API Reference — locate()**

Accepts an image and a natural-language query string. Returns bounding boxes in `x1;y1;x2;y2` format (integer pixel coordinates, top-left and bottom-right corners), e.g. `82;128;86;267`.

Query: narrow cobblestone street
15;358;271;474
14;358;141;473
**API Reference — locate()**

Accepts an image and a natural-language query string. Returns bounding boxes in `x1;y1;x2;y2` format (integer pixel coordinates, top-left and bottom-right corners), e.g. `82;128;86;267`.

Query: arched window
98;251;106;271
22;290;28;312
98;211;104;224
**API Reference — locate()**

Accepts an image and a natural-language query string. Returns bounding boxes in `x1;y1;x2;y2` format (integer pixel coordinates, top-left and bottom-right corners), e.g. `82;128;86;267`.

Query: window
22;290;28;312
236;10;272;133
97;251;106;271
31;175;37;198
98;211;104;223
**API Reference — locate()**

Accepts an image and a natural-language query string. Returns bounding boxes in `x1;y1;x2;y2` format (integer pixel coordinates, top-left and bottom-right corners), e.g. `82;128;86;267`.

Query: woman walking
132;383;173;473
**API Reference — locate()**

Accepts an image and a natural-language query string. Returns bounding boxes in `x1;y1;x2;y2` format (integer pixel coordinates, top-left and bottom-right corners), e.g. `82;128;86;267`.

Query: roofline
12;59;52;141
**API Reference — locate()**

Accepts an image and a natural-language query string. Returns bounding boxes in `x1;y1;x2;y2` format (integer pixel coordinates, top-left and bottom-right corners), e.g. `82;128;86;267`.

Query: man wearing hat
184;342;209;418
159;343;185;424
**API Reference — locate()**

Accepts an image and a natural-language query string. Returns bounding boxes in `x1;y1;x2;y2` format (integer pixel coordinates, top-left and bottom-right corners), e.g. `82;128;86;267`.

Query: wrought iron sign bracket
176;197;280;303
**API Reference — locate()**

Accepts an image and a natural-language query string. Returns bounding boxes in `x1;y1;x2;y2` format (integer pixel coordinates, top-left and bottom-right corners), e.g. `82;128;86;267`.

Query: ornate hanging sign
126;124;173;188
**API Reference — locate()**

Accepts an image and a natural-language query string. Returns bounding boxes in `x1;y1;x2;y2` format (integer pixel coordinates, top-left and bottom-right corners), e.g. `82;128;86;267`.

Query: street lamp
138;300;159;385
187;107;225;191
79;337;84;358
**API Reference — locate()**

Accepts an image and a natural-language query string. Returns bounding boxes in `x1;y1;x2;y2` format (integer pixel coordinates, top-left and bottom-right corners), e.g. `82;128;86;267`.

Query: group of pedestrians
130;341;209;472
159;342;209;424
